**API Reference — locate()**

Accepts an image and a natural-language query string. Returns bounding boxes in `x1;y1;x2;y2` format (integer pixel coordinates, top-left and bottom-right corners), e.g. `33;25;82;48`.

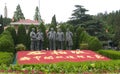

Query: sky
0;0;120;23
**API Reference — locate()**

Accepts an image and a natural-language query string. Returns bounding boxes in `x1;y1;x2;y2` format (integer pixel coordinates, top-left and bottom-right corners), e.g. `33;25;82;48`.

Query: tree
17;25;27;48
13;4;25;22
3;17;12;26
68;5;92;25
0;15;4;34
34;6;39;21
51;15;57;26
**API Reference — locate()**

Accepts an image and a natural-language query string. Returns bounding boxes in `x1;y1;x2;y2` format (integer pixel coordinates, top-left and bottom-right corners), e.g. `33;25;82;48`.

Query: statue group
30;28;73;50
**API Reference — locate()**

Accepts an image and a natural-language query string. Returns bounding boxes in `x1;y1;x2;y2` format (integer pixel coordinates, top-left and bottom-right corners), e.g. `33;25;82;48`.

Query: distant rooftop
11;19;40;25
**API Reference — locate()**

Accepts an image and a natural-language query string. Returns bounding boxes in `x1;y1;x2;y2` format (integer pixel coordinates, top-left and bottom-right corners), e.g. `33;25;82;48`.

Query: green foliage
68;5;92;26
76;27;84;49
17;25;27;49
88;37;102;51
98;50;120;59
3;17;12;26
38;23;48;49
15;44;26;51
0;15;4;34
0;31;14;52
5;26;17;45
13;4;25;22
0;52;13;65
79;31;102;51
0;60;120;73
59;23;67;33
80;43;88;49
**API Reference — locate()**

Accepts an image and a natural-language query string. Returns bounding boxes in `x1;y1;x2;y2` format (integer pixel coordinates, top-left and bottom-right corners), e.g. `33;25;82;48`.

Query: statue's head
67;28;69;31
50;28;54;31
39;29;41;32
32;28;35;32
58;28;61;32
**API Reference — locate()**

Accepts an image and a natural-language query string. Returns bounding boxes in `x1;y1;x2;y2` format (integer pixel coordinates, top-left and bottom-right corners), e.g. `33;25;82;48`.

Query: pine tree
51;15;57;26
17;25;27;48
13;4;25;22
34;6;39;21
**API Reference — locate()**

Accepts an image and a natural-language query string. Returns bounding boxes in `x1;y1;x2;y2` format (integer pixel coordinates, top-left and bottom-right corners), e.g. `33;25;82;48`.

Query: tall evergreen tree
0;15;4;34
68;5;92;25
34;6;39;21
38;23;48;49
13;4;25;22
17;25;27;48
51;15;57;26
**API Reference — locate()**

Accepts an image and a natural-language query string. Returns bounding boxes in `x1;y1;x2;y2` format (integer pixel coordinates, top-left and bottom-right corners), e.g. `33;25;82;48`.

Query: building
10;19;39;30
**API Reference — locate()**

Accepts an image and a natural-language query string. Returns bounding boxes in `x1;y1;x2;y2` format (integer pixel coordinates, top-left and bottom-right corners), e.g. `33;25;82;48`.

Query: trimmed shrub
0;31;14;52
98;50;120;59
5;26;17;45
15;44;26;51
88;37;102;51
0;52;13;65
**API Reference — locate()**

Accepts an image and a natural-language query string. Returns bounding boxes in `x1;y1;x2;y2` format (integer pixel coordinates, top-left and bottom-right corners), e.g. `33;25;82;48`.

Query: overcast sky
0;0;120;23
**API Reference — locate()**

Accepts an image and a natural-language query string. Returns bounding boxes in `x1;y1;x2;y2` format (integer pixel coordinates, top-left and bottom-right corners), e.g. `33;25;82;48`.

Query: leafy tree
17;25;27;48
51;15;57;26
34;6;39;21
13;4;25;22
0;15;4;34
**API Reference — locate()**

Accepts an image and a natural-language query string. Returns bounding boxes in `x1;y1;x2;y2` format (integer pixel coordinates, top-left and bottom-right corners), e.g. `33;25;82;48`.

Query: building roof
11;19;40;25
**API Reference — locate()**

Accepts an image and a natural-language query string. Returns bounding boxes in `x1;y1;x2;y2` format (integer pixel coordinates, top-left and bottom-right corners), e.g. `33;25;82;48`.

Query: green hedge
98;50;120;59
79;31;102;51
0;60;120;73
0;31;14;52
0;52;13;65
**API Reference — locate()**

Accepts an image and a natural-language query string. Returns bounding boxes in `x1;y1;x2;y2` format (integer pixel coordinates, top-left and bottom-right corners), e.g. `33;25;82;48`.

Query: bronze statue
66;28;73;50
47;28;56;50
36;29;44;50
56;28;64;49
30;28;36;50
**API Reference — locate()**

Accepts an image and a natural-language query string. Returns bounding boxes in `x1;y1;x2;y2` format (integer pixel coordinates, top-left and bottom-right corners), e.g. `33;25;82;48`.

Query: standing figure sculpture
66;28;73;50
56;28;64;49
36;29;44;50
30;28;36;50
47;28;56;50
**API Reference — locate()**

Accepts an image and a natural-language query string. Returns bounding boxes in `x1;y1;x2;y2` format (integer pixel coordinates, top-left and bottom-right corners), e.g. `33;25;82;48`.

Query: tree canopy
13;4;25;22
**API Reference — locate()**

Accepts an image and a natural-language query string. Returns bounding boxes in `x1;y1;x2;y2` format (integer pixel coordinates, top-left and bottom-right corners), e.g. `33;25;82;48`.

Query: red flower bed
17;50;110;64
